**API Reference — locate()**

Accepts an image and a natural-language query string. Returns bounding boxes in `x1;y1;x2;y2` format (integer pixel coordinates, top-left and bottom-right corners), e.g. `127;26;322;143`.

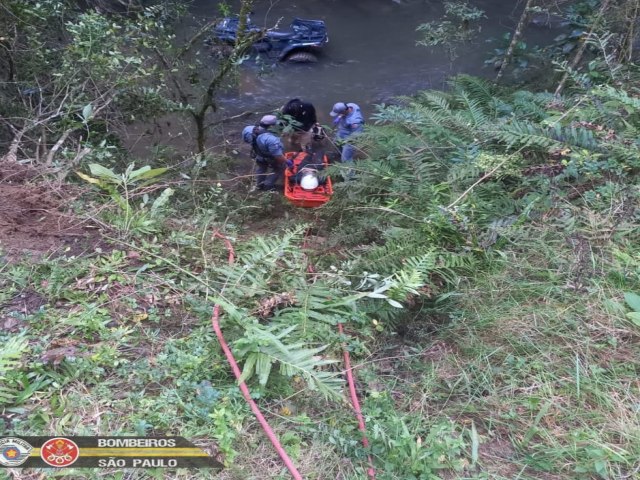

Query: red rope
212;230;376;479
304;229;376;479
211;232;303;480
338;323;376;479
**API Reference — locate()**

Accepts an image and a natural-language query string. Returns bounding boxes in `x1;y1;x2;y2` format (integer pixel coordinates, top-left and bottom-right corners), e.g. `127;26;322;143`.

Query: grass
0;192;359;479
1;173;639;480
354;205;640;479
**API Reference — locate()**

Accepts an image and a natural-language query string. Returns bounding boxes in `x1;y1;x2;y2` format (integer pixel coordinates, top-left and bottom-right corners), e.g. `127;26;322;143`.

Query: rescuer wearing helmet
242;114;287;191
329;101;364;177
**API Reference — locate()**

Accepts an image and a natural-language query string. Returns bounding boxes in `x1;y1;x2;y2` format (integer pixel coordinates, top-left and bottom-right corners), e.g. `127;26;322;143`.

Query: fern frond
511;91;557;121
456;90;489;128
448;162;483;184
414;90;451;112
451;75;497;110
236;325;343;400
413;103;476;139
592;85;640;112
212;226;307;298
234;225;306;266
606;143;640;167
403;153;447;184
585;32;622;80
492;120;561;151
436;251;480;272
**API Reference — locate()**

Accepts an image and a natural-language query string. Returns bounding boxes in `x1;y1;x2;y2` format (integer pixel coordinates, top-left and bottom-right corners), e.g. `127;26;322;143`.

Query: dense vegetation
1;0;639;479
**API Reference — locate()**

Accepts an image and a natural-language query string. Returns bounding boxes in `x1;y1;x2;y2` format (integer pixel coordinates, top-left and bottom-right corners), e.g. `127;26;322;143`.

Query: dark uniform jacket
282;98;317;131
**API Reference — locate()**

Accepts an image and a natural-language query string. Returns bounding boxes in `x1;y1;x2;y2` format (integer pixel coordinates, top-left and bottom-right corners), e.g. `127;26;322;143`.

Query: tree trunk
619;0;640;63
1;126;26;163
193;111;206;156
193;0;257;155
554;0;612;96
495;0;536;83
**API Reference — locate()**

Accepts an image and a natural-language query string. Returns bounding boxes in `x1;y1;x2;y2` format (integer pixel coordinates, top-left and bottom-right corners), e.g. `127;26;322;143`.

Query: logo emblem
0;437;33;467
40;437;79;467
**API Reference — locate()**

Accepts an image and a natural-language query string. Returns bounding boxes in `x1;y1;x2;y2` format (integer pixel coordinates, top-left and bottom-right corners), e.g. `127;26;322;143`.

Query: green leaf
233;324;343;399
0;335;29;406
134;168;168;182
386;299;404;308
76;171;103;186
626;312;640;327
470;421;479;466
256;352;273;386
82;103;93;122
150;188;174;215
239;353;257;384
623;292;640;312
367;292;388;299
88;164;121;183
128;165;151;180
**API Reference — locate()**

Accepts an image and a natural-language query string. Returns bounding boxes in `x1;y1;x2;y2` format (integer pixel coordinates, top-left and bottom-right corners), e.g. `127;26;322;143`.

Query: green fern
593;85;640;112
492;120;599;153
213;226;307;298
456;90;489;128
511;91;558;121
585;32;623;80
209;228;356;397
415;90;452;112
451;75;498;113
324;75;640;335
492;119;561;150
236;324;343;400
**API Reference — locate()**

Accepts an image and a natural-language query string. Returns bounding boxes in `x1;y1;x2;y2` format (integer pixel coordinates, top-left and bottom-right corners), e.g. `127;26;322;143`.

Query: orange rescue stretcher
283;151;333;208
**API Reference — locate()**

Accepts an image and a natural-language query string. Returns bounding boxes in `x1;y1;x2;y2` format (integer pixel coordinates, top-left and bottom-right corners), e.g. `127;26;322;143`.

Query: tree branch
1;125;27;163
46;129;73;166
495;0;536;83
176;19;220;60
554;0;611;96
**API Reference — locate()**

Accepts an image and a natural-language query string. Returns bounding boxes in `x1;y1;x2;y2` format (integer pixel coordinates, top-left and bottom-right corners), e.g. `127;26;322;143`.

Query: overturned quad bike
210;16;328;63
284;151;333;208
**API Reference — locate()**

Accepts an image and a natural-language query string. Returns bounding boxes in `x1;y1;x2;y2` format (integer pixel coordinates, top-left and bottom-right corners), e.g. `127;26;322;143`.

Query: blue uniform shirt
334;103;364;138
242;126;284;160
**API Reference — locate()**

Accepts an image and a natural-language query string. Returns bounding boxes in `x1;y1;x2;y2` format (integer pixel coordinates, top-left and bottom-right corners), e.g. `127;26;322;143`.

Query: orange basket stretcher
283;151;333;208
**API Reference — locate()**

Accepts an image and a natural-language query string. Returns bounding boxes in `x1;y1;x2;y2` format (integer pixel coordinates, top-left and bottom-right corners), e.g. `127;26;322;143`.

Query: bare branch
496;0;536;83
46;129;73;166
176;19;220;60
554;0;612;96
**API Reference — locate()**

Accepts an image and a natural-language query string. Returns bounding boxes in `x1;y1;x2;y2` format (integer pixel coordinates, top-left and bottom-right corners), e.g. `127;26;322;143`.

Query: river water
124;0;558;156
190;0;541;125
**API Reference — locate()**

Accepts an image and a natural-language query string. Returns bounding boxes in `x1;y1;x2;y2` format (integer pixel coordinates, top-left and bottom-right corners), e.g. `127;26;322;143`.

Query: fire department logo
0;437;33;467
40;437;79;467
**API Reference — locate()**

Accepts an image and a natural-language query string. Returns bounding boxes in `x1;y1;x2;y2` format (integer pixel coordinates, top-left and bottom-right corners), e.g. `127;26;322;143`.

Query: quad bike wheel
284;51;318;63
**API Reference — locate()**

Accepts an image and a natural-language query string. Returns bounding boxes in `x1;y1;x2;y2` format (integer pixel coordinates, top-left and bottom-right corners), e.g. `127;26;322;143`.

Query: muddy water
191;0;538;125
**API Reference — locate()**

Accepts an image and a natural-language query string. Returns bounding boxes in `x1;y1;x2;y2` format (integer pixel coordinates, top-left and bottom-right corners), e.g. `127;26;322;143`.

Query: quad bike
210;15;328;63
